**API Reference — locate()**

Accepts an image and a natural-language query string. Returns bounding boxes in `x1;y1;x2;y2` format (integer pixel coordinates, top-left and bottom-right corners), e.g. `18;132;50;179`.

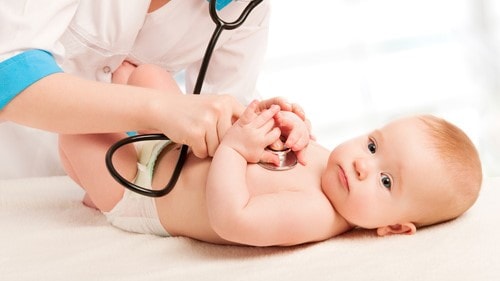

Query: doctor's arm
0;71;244;159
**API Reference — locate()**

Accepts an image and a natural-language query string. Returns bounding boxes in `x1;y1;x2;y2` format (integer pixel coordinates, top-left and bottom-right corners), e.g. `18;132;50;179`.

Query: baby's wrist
218;142;247;162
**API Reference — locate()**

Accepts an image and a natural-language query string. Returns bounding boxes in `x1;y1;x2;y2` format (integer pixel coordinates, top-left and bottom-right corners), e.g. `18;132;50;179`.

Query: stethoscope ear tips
258;147;297;171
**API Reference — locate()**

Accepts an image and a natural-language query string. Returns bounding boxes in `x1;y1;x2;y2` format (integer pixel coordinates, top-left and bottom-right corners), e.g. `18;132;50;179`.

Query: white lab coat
0;0;270;179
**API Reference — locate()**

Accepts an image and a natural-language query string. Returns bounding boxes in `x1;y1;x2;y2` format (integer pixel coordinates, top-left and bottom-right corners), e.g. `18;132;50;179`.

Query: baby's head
321;114;482;235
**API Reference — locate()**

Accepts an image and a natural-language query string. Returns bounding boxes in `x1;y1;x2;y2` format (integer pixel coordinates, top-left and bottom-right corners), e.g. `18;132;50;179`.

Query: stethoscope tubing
105;134;187;197
105;0;264;198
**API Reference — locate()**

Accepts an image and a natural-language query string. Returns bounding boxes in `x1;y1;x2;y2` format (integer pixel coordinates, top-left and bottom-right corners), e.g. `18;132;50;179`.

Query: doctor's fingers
188;132;209;159
213;94;246;122
290;102;306;121
193;95;245;157
258;97;288;112
237;100;260;125
205;124;220;158
248;104;280;128
188;112;225;158
258;98;306;121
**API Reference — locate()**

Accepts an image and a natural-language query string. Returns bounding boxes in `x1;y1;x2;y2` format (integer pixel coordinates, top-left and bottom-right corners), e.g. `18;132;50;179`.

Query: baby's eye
381;174;392;189
368;139;377;154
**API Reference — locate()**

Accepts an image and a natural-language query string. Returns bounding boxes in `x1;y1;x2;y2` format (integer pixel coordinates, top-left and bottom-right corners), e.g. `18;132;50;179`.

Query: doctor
0;0;305;178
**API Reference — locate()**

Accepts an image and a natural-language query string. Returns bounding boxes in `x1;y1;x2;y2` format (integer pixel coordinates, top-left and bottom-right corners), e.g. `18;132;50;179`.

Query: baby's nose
354;158;368;180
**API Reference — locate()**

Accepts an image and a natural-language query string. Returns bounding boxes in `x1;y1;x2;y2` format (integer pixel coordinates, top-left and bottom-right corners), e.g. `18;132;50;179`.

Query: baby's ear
376;223;416;236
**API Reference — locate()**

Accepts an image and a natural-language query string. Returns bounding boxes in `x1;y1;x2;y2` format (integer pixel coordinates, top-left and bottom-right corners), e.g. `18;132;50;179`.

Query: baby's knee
129;64;167;83
112;61;137;84
129;64;181;93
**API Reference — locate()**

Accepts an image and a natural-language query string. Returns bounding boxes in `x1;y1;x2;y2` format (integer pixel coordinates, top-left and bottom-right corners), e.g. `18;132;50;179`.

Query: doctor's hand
257;97;307;123
155;94;244;159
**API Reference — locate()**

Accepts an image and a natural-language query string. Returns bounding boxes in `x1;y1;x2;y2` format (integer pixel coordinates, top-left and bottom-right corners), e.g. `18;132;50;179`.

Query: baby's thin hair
415;115;482;227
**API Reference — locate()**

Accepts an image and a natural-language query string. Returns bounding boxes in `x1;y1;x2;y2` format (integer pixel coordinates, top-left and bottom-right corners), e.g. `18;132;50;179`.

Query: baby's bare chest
245;162;323;195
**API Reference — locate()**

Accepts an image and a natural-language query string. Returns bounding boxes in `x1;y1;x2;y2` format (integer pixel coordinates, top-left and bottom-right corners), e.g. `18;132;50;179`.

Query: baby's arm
206;102;333;246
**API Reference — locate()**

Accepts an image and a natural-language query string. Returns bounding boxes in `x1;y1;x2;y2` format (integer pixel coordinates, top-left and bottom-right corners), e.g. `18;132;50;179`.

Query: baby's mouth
338;165;350;192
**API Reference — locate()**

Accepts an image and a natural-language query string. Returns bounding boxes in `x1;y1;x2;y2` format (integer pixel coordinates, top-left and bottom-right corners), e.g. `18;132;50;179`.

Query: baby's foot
82;193;99;210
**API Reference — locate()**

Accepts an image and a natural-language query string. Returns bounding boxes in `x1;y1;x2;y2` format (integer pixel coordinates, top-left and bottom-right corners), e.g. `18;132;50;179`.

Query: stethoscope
105;0;297;198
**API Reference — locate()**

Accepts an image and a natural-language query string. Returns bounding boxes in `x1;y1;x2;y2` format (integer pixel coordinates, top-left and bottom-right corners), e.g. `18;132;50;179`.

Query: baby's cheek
348;195;380;227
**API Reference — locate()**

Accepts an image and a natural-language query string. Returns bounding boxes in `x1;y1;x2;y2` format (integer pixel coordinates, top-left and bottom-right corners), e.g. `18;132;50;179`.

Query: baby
59;64;482;246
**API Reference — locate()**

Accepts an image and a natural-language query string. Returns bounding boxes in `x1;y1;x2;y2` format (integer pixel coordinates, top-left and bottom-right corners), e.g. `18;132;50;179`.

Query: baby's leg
59;133;137;212
127;64;183;135
113;62;183;95
128;64;183;95
60;64;182;210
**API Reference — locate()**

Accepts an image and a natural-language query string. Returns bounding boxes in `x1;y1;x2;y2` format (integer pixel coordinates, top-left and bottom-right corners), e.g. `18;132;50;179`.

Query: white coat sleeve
0;0;79;109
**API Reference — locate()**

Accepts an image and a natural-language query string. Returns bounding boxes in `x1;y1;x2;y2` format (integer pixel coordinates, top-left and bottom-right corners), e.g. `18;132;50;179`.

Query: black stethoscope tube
105;133;186;197
105;0;264;197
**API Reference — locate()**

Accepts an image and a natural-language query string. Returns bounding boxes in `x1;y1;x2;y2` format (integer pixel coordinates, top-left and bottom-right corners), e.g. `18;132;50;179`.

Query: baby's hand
272;110;311;165
221;100;282;164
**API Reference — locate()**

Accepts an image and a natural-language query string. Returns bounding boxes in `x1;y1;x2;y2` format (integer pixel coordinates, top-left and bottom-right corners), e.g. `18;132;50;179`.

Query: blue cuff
0;50;63;109
207;0;233;10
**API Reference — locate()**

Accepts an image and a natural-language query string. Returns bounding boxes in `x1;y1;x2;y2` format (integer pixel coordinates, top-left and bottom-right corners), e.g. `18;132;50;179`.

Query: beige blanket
1;176;498;280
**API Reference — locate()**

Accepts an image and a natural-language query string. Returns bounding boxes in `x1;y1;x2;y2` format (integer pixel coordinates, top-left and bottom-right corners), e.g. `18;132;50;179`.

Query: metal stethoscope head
106;0;266;198
258;147;298;171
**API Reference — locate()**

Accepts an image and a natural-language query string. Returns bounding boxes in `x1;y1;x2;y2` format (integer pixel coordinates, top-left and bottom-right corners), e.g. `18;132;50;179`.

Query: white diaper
104;140;173;236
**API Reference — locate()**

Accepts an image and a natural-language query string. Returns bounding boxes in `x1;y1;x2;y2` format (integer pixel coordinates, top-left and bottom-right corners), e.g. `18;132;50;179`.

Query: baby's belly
149;143;323;244
151;145;230;243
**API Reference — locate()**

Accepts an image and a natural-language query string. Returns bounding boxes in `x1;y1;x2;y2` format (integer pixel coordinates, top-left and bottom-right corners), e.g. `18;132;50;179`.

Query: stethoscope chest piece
258;147;297;171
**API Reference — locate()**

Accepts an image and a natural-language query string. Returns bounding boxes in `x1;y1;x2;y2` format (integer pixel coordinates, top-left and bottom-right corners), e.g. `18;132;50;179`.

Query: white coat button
103;66;111;73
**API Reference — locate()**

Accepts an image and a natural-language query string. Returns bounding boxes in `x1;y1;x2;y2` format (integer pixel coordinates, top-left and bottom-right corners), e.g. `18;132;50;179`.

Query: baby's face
321;116;444;229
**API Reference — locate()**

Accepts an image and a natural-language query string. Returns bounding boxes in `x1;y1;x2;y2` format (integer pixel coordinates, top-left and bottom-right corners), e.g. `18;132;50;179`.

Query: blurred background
2;0;497;179
258;0;500;177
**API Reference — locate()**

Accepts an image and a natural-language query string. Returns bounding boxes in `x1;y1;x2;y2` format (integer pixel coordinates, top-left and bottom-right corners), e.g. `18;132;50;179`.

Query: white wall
258;0;499;176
